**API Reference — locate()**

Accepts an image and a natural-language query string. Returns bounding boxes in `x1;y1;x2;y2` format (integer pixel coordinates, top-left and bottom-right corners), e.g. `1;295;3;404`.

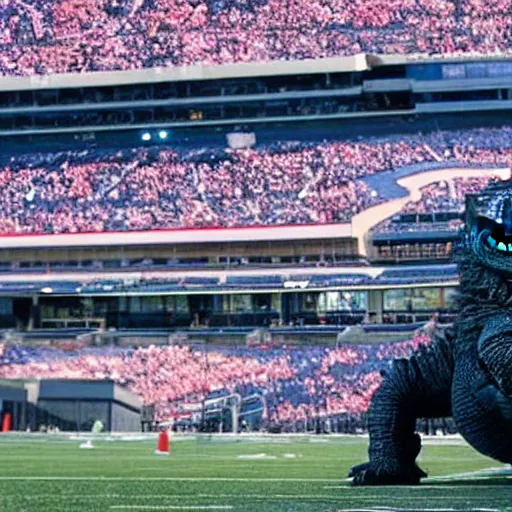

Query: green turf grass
0;434;510;512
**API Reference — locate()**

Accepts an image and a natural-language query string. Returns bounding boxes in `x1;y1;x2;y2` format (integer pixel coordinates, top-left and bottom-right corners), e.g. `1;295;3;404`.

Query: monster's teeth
508;243;512;252
498;242;507;251
488;235;497;248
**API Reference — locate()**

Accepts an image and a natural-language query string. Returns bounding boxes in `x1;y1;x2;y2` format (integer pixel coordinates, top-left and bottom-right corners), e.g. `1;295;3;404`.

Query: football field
0;433;511;512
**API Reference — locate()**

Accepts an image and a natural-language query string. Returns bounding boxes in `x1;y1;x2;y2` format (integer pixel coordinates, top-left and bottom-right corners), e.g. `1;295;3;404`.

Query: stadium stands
399;177;489;214
374;220;464;236
374;265;458;284
373;177;490;236
0;0;498;447
0;263;458;296
0;127;509;236
0;333;430;429
226;275;283;287
2;0;512;76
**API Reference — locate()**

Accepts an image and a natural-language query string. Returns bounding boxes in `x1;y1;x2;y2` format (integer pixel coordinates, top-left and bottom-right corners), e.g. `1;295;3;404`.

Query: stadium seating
307;274;371;286
375;265;458;284
0;333;430;427
1;0;512;76
400;178;490;214
226;275;283;287
0;127;509;236
373;176;489;235
0;262;460;297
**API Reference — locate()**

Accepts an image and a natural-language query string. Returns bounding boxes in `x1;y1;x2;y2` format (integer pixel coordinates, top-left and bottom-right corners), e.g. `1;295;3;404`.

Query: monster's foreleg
350;330;454;486
452;314;512;462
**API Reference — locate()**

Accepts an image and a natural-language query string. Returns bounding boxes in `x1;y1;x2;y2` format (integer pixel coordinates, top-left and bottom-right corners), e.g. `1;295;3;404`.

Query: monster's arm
350;329;454;485
477;314;512;400
474;314;512;421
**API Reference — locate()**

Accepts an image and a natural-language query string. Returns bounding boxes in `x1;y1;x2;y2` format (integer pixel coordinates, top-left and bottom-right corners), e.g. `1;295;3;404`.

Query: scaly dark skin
350;182;512;486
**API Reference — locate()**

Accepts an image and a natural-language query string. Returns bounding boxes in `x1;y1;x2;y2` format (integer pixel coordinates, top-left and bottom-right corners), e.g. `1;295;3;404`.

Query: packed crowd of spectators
375;220;465;236
401;177;491;215
0;141;382;234
0;126;508;235
2;0;512;76
0;332;431;429
374;177;487;235
306;165;484;236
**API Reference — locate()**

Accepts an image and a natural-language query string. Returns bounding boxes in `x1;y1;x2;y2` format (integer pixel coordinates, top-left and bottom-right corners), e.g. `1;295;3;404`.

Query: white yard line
1;473;510;485
3;492;509;502
108;507;501;512
334;509;502;512
333;509;388;512
110;507;233;511
0;493;382;500
0;493;344;500
324;485;507;490
426;467;512;482
0;476;343;482
368;508;502;511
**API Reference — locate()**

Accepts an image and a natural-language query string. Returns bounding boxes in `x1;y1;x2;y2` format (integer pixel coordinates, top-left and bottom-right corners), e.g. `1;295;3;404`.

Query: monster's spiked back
349;178;512;486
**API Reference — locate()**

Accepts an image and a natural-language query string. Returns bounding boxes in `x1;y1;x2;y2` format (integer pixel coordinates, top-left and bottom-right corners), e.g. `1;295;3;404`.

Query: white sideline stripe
10;493;505;501
1;473;510;484
0;476;343;482
334;509;387;512
335;509;501;512
323;485;504;492
1;475;510;486
5;494;345;500
108;507;500;512
426;466;512;482
373;509;500;512
110;507;233;510
368;508;501;511
6;493;421;500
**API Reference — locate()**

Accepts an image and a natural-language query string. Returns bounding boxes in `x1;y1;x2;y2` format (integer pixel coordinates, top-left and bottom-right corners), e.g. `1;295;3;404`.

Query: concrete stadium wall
0;55;368;92
111;402;142;432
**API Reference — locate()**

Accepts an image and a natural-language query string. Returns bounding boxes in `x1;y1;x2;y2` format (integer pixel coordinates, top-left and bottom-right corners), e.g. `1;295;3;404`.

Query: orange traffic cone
1;413;11;433
154;430;170;456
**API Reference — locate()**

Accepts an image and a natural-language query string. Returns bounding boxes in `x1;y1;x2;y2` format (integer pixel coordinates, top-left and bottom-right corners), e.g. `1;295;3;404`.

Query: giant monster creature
350;180;512;486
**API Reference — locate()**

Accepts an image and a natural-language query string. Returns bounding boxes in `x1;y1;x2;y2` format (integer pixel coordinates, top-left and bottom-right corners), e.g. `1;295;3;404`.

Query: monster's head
463;179;512;411
467;179;512;273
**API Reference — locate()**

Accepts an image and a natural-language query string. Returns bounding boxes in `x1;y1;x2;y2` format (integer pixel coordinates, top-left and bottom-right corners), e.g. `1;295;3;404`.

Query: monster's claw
348;462;370;478
349;460;427;486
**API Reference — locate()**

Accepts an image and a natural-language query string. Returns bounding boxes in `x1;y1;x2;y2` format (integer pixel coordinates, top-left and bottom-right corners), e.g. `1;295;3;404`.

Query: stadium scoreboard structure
0;380;142;433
